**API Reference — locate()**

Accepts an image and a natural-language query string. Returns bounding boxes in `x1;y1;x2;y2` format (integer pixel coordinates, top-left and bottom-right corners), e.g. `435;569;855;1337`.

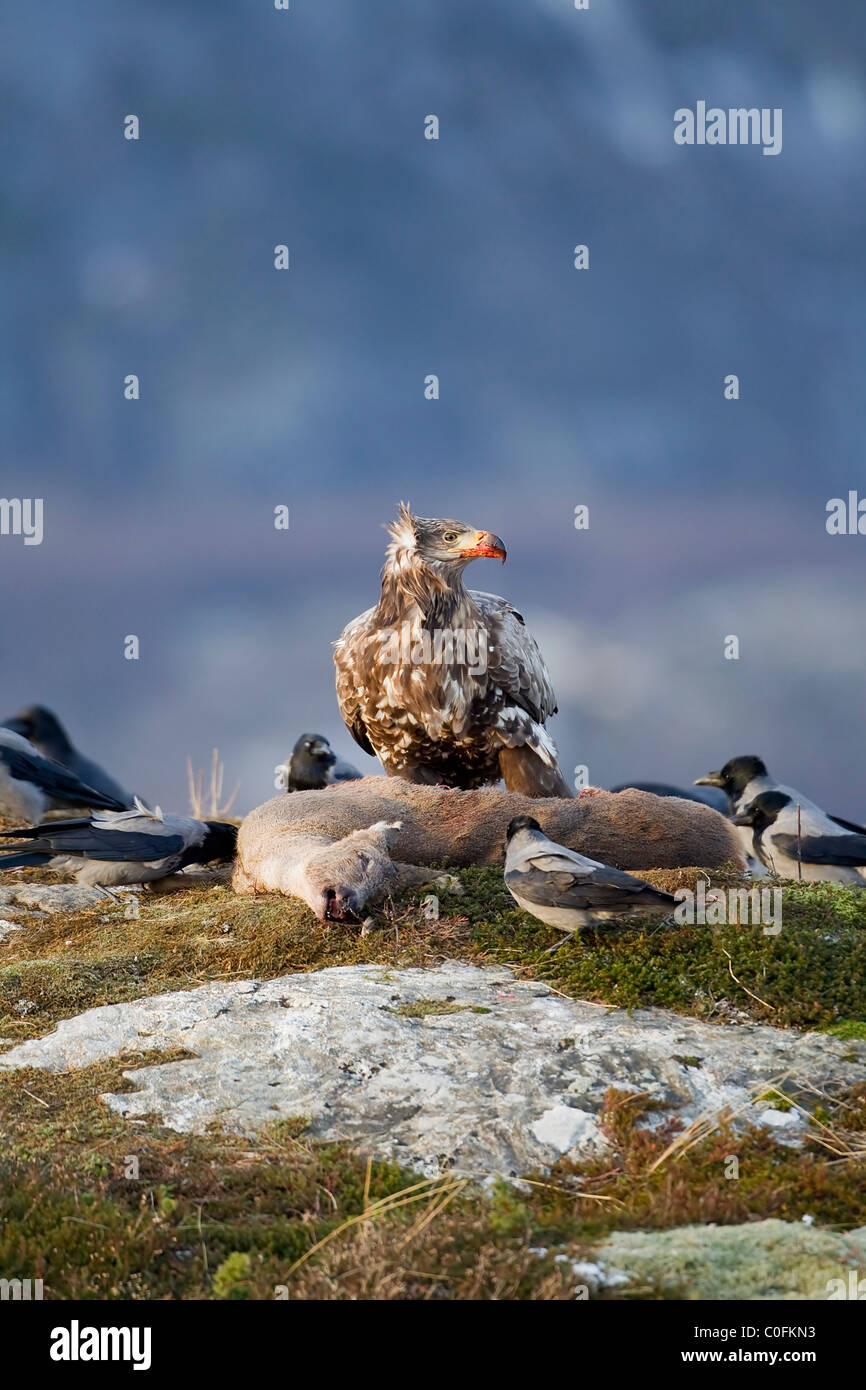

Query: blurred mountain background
1;0;865;816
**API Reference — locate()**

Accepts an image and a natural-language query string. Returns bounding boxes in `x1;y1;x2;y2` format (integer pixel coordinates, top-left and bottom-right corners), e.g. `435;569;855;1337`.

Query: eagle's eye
442;531;458;544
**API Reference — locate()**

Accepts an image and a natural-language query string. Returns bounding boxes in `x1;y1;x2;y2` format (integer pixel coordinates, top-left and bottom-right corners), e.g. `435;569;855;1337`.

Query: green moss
594;1221;866;1302
822;1020;866;1041
754;1090;793;1112
486;1179;532;1237
2;868;864;1040
212;1252;254;1300
387;998;491;1018
0;882;479;1042
268;1115;312;1141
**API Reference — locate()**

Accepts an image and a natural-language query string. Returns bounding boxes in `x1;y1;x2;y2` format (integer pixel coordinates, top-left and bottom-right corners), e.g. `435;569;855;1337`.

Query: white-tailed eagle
333;505;572;796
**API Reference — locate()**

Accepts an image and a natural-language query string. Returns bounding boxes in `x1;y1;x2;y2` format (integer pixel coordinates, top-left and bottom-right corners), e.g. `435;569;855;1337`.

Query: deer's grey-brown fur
234;777;743;921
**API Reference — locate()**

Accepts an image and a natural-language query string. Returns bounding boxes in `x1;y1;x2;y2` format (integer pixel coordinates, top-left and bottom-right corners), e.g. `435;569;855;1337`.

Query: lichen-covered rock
2;961;863;1179
0;884;104;913
588;1219;866;1300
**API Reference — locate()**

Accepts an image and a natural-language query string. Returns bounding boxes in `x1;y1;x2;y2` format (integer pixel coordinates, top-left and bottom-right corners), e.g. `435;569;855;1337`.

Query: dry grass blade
21;1086;50;1109
646;1071;866;1174
397;1179;467;1248
514;1177;622;1204
757;1082;866;1162
362;1156;373;1212
283;1174;459;1279
647;1073;793;1174
187;749;241;818
186;758;204;819
721;948;775;1011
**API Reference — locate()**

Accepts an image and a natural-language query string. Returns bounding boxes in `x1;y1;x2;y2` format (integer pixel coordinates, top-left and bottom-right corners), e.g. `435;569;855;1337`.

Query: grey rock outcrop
2;962;863;1179
0;884;105;913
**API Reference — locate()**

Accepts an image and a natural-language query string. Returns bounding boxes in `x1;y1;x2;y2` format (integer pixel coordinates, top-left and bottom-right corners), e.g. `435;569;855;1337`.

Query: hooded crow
0;799;238;889
695;755;866;873
3;706;133;808
732;790;866;885
275;733;362;793
0;728;129;824
504;815;677;950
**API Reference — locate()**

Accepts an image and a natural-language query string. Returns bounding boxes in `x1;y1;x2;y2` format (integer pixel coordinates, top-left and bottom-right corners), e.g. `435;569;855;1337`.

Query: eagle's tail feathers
498;746;574;799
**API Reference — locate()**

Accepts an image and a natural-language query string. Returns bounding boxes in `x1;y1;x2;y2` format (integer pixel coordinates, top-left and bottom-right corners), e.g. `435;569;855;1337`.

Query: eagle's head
386;503;506;572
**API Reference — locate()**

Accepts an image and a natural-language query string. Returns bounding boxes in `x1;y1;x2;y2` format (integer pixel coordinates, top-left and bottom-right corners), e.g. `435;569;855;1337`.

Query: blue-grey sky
2;1;865;817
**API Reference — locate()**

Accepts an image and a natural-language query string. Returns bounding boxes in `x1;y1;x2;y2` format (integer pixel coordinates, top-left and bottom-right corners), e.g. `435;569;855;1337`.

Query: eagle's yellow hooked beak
459;530;507;563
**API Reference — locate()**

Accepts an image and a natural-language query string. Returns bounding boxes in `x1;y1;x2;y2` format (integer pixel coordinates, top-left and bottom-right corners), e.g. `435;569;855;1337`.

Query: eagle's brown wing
470;591;558;723
333;607;377;756
471;591;572;796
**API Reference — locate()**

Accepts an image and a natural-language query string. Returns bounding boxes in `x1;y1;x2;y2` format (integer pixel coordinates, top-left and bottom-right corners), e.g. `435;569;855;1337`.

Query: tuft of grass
186;749;240;819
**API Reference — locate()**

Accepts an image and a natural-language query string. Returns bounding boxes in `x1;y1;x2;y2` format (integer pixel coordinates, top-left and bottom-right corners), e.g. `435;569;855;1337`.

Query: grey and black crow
0;799;238;889
275;734;362;793
0;728;129;823
695;755;866;873
504;815;676;950
732;790;866;885
334;505;572;797
3;706;133;808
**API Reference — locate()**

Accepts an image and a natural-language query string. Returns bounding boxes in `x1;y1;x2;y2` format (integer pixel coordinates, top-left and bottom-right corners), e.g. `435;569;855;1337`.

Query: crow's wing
829;814;866;835
0;746;127;811
508;865;657;912
508;856;671;911
69;752;133;807
774;832;866;867
0;818;185;862
0;817;92;839
328;756;362;782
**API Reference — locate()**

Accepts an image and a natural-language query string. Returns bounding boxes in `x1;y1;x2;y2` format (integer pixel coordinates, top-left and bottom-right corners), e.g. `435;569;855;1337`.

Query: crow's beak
694;772;724;789
731;812;753;826
309;739;331;758
460;531;507;563
2;719;29;738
